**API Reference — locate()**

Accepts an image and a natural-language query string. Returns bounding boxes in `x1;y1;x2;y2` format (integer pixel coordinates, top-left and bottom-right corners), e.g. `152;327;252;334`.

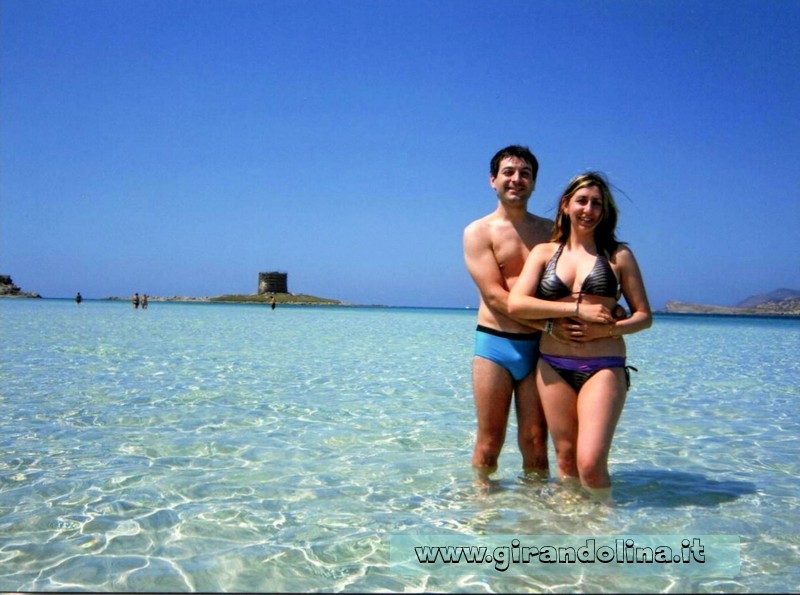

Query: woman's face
564;185;604;233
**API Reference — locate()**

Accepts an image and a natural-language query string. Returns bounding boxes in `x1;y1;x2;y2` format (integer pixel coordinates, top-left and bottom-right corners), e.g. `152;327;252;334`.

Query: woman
508;172;652;491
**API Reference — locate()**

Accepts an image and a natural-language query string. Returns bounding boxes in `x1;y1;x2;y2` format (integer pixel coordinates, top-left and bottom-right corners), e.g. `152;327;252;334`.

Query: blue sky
2;0;799;308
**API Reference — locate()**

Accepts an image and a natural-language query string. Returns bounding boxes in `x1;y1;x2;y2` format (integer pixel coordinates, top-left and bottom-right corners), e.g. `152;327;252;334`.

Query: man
463;145;556;479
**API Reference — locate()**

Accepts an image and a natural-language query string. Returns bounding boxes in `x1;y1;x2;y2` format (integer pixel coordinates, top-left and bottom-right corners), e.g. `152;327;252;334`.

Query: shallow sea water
1;299;798;592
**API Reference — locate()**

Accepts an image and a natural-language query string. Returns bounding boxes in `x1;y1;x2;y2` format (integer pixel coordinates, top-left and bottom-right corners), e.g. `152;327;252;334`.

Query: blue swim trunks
474;325;541;382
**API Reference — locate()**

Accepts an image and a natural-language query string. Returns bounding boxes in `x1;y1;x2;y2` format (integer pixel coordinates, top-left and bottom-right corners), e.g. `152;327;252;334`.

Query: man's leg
471;357;513;474
514;372;549;476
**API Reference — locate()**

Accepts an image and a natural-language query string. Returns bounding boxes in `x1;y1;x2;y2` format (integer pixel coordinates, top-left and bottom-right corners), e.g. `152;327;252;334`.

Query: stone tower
258;272;288;295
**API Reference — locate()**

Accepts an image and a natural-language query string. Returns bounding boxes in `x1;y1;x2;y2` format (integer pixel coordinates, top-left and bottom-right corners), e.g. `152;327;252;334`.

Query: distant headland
0;271;345;305
105;270;346;305
0;275;40;298
105;293;345;306
661;288;800;317
3;271;798;315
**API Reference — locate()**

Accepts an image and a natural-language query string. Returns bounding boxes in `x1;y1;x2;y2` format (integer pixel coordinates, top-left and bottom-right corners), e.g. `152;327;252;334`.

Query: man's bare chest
492;236;531;278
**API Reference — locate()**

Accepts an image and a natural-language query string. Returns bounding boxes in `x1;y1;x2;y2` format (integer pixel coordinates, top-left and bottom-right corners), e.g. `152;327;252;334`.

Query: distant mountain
664;288;800;316
736;288;800;308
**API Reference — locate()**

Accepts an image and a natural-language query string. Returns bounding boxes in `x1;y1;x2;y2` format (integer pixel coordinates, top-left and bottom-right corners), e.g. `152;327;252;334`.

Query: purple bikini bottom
539;354;635;392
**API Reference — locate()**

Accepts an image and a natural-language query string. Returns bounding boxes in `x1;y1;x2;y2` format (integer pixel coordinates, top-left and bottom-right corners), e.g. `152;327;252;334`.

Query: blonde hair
551;172;622;253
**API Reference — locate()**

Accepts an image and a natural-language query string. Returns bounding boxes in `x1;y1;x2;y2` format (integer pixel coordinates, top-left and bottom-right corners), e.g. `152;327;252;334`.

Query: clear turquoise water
1;299;798;593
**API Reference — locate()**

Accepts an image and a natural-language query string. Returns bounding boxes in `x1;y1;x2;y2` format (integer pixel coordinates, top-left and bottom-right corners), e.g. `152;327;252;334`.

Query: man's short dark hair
490;145;539;180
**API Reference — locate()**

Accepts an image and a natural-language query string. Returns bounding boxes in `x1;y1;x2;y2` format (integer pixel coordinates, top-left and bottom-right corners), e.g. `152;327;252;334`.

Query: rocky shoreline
0;275;40;298
662;301;800;317
662;289;800;317
105;293;345;306
3;273;797;315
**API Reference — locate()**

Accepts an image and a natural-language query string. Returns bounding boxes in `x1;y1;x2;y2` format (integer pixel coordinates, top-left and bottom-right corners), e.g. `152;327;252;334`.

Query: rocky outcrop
665;289;800;316
750;297;800;316
736;288;800;309
104;293;343;305
0;275;41;298
664;301;743;315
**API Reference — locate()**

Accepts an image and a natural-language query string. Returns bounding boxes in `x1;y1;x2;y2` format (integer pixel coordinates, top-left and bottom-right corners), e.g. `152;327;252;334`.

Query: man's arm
464;223;578;337
463;222;536;327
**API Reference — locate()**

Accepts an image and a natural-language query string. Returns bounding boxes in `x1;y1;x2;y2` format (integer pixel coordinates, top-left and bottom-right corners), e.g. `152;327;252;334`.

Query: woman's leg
575;368;628;488
537;360;579;481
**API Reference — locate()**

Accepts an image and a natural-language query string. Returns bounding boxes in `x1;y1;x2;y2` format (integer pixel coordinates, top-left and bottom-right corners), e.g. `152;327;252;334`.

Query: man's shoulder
520;213;554;244
525;213;555;230
465;211;497;229
465;211;552;240
463;212;498;241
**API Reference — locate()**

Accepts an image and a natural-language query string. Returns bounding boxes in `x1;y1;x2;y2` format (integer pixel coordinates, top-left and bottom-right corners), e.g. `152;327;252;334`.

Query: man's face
490;156;535;205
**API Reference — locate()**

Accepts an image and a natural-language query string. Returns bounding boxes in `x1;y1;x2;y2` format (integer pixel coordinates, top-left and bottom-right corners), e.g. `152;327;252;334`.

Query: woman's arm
508;244;614;323
607;246;652;338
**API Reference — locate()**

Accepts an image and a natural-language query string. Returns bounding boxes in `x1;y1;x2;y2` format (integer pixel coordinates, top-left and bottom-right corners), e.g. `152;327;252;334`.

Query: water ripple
1;302;799;591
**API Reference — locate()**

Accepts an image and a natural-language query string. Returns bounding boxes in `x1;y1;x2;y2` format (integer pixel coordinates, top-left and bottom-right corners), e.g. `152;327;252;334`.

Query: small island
105;271;346;306
211;293;343;305
103;292;344;305
143;293;344;305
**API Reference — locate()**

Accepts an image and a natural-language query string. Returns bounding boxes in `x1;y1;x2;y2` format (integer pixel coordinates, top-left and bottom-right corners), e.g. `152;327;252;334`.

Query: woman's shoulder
533;241;561;255
608;243;638;266
529;241;560;264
